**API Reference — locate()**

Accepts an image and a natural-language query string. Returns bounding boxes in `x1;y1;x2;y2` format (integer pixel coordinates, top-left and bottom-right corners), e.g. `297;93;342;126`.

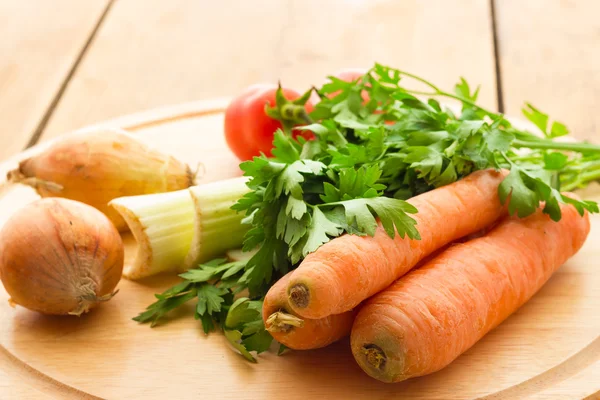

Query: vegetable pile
1;63;599;383
131;64;599;365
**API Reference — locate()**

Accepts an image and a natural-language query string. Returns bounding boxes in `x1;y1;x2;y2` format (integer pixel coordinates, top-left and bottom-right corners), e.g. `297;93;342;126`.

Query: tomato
224;84;313;161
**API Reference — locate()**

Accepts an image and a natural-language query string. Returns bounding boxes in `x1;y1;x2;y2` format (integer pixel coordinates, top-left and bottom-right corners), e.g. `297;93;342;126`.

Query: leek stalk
110;177;249;279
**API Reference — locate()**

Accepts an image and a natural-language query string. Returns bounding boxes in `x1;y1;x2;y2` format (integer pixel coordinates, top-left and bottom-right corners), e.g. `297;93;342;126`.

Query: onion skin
0;198;124;316
7;128;194;231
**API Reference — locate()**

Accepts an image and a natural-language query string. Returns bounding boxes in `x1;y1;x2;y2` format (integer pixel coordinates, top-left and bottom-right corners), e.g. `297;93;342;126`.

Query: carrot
286;168;509;319
263;273;356;350
350;200;590;383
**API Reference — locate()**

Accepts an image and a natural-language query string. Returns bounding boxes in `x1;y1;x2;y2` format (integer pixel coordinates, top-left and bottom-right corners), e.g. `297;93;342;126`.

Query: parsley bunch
136;63;600;360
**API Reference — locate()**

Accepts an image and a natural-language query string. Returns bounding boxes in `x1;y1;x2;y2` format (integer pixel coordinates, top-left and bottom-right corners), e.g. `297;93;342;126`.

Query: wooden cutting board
1;100;599;400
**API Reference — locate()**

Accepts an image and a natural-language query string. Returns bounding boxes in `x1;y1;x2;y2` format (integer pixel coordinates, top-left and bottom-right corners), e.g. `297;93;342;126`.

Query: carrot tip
361;344;387;371
265;311;305;333
288;284;310;309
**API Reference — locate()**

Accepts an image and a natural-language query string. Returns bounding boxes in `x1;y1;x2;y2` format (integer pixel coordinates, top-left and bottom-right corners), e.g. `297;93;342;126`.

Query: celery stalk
110;189;195;279
184;177;250;270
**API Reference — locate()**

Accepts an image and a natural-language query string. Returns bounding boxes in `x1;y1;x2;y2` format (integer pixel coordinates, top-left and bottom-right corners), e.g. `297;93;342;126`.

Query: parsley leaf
302;207;343;255
498;165;541;218
224;298;273;360
321;196;419;239
522;103;569;138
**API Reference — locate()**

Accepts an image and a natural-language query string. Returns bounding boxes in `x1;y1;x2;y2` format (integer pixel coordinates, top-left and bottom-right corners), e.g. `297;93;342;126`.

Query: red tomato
224;84;313;161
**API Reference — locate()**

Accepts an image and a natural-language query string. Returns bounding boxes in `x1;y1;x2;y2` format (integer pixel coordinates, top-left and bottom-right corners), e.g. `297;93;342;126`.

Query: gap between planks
489;0;505;113
24;0;117;150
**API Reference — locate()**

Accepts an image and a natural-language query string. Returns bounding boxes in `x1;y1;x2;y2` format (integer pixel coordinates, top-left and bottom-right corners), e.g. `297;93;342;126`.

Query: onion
0;198;124;316
7;128;194;231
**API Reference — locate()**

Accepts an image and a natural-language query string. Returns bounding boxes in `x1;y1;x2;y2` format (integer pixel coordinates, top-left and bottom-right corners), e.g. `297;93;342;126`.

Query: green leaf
197;284;228;316
241;319;265;336
271;130;301;163
225;298;262;330
329;165;386;200
275;160;326;200
328;144;369;168
454;77;479;101
295;123;329;136
241;330;273;353
484;129;515;152
179;267;216;283
153;281;193;300
431;163;457;187
366;127;386;159
404;147;444;182
406;130;449;146
522;103;548;135
498;166;540;218
329;196;419;239
562;195;599;215
302;207;343;256
365;197;420;239
224;329;256;363
240;158;286;188
244;237;288;290
335;118;371;131
179;260;245;283
278;344;289;356
550;121;569;138
543;152;569;170
198;312;215;333
285;195;307;219
133;289;197;327
296;120;348;147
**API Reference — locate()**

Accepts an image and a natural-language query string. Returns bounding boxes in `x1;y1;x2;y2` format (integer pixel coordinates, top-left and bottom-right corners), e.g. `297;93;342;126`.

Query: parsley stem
396;70;442;92
513;139;600;153
562;169;600;191
562;160;600;173
403;88;500;117
392;69;499;116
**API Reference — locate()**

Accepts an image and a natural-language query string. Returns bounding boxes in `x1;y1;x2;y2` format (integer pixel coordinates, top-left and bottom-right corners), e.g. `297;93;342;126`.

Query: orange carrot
286;169;509;319
263;273;355;350
351;200;590;383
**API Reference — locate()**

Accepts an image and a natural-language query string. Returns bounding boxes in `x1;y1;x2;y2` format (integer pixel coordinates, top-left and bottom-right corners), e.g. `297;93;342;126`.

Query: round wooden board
1;101;599;400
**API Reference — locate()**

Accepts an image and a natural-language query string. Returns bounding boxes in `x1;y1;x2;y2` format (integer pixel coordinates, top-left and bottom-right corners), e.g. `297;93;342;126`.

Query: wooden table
1;1;599;398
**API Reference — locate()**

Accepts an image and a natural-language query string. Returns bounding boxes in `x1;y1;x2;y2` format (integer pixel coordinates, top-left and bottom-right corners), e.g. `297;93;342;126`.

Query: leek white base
110;189;194;279
110;177;250;279
184;177;250;270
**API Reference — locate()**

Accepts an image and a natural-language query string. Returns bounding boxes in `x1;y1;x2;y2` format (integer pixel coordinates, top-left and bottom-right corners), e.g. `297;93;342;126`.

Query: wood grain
0;101;599;399
495;0;600;142
0;0;110;161
38;0;497;141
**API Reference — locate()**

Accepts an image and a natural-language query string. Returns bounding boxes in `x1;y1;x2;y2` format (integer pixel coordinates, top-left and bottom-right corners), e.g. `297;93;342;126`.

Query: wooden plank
40;0;497;140
0;0;110;161
495;0;600;142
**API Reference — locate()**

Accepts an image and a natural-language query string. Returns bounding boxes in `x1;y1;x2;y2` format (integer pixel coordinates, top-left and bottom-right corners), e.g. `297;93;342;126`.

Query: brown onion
7;128;194;231
0;198;124;316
